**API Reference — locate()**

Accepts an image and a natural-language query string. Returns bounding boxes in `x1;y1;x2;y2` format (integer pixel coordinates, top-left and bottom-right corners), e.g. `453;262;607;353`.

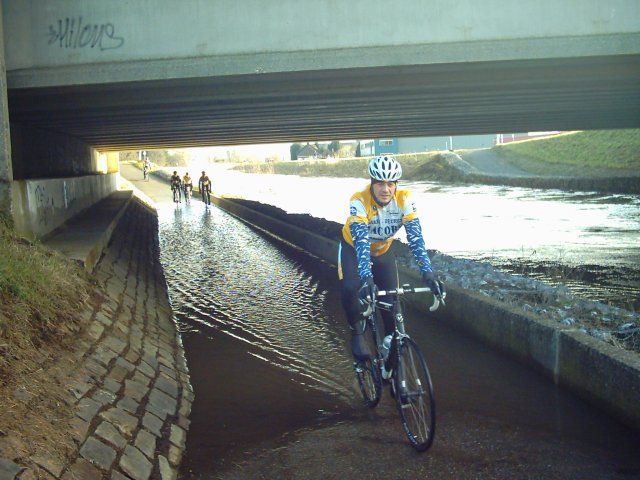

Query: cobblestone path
1;198;193;480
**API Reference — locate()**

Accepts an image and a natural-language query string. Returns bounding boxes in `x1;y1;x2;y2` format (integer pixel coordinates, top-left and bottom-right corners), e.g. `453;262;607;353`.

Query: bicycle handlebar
377;285;447;312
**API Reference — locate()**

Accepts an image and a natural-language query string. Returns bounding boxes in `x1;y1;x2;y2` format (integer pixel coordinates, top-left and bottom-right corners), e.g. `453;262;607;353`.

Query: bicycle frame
201;186;211;205
374;286;443;365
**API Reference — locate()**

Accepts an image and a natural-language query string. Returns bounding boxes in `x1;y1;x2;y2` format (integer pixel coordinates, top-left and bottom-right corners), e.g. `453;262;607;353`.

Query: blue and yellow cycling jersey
342;185;432;279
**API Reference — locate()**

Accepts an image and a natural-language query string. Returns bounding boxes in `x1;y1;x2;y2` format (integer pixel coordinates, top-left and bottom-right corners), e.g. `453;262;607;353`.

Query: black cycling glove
422;271;442;297
358;276;377;307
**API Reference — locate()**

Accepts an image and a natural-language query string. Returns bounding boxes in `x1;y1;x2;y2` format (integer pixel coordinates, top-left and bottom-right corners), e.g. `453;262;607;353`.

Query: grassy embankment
494;129;640;177
234;129;640;190
0;217;90;462
0;218;89;386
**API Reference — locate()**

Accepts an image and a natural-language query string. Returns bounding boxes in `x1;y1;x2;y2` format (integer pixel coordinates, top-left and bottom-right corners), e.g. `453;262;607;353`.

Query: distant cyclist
143;158;151;181
182;172;193;204
338;155;442;361
170;171;182;203
199;171;212;205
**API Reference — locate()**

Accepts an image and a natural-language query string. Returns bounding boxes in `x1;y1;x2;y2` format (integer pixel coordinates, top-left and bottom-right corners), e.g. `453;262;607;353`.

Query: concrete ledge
558;330;640;427
12;173;119;240
440;286;561;374
213;196;640;431
44;190;133;272
214;197;338;264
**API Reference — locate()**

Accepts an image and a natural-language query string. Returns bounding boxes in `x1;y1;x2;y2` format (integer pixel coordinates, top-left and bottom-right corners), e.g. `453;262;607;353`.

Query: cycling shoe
350;333;374;361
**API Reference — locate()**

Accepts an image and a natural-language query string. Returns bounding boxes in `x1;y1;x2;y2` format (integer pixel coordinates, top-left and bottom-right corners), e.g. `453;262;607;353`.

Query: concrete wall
10;123;103;179
7;121;119;237
104;151;119;174
0;5;11;223
4;0;639;86
212;196;640;431
11;173;118;240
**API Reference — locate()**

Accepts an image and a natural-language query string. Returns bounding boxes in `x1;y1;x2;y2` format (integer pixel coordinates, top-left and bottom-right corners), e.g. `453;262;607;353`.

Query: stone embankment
0;198;192;480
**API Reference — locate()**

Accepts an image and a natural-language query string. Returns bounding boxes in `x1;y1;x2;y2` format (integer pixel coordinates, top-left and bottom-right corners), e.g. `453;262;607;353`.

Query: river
177;166;640;309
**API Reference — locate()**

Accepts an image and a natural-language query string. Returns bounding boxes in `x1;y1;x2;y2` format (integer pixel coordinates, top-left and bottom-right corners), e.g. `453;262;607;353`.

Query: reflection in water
157;201;357;473
160;202;352;397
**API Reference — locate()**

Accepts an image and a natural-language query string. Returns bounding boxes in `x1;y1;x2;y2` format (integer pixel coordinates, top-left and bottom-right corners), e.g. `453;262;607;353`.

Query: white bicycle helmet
368;155;402;181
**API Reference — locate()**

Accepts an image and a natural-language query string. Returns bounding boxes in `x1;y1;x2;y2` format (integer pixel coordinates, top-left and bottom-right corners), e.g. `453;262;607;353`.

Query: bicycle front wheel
355;356;381;408
394;337;436;451
355;315;382;408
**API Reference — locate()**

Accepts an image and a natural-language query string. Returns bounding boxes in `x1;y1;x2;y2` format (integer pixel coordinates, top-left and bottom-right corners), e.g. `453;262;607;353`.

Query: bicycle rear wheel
394;337;435;451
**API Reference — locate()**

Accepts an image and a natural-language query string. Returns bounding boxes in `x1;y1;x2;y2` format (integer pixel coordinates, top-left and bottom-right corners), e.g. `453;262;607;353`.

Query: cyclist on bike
338;155;442;361
182;172;193;204
143;158;151;180
199;171;212;205
170;171;182;203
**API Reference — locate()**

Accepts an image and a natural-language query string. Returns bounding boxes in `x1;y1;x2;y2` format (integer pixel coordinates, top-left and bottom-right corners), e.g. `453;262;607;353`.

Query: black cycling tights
338;240;397;336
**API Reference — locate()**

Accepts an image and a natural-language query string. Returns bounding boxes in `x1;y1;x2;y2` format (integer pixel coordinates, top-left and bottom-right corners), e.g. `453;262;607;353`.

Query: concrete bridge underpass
0;0;639;238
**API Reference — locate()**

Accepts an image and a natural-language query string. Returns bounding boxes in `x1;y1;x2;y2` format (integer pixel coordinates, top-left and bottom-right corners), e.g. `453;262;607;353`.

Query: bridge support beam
0;5;13;226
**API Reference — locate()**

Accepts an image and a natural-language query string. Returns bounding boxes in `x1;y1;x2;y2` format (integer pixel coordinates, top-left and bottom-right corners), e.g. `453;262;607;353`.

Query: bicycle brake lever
429;293;446;312
429;296;440;312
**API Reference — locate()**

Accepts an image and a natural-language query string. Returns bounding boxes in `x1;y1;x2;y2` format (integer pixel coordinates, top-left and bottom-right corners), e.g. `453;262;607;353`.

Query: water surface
205;170;640;307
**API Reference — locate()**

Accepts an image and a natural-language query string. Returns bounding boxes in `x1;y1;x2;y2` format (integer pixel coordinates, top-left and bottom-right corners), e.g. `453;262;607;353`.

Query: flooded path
121;165;640;479
153;201;638;480
157;202;356;474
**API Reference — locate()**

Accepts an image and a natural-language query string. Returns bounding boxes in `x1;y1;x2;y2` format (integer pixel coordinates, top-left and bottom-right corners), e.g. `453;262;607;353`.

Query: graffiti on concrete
63;181;77;209
47;17;125;50
34;184;55;227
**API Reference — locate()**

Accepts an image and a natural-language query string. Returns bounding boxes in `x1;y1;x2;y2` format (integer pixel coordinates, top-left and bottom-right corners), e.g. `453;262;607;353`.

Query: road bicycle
172;184;182;203
184;186;192;204
143;166;150;181
354;278;445;451
201;185;211;206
